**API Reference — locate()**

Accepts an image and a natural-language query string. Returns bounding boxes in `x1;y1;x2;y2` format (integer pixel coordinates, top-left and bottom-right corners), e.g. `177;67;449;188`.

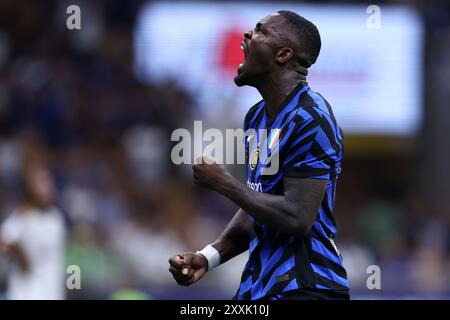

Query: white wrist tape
197;244;221;271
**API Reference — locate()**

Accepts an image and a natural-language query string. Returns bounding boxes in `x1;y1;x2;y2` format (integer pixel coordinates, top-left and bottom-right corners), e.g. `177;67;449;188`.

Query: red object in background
217;28;245;75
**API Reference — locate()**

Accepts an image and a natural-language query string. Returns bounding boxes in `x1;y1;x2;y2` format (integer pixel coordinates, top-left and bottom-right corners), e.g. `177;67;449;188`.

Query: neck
25;200;49;211
257;70;307;121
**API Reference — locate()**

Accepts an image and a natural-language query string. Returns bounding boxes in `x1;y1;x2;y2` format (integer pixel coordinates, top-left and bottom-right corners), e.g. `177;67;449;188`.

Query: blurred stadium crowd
1;0;450;299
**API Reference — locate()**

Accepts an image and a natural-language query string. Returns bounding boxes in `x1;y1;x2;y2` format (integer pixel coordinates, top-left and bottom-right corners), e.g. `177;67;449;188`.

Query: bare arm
193;159;326;237
217;176;325;237
210;208;252;264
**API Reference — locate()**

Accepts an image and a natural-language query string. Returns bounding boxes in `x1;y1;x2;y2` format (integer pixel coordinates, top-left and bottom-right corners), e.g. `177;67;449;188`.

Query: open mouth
238;41;247;72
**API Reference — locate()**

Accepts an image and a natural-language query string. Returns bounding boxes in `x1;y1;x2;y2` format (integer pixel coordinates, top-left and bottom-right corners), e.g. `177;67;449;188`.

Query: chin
234;74;246;87
234;71;252;87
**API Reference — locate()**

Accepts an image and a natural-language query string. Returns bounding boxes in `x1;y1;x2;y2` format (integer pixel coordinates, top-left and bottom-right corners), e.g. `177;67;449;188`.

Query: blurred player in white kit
0;166;66;300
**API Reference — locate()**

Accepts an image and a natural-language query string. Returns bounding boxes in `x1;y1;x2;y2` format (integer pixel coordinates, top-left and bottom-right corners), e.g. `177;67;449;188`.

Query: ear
275;47;294;64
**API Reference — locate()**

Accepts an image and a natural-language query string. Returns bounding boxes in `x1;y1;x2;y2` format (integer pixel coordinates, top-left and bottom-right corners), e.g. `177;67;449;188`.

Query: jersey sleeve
283;110;340;180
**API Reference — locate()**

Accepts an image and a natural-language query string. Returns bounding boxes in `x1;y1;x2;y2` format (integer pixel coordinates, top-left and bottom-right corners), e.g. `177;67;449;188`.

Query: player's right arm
0;212;30;272
169;208;251;286
0;241;30;272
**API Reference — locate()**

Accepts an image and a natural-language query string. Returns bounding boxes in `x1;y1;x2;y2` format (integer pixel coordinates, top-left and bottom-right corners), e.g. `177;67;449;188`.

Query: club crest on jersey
249;148;260;171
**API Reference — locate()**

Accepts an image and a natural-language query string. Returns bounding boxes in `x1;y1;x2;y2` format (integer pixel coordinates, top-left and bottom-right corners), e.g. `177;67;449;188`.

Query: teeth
239;63;243;68
241;45;244;51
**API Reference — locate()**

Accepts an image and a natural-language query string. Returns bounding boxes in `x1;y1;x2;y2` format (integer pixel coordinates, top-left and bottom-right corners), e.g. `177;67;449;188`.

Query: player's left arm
193;160;326;237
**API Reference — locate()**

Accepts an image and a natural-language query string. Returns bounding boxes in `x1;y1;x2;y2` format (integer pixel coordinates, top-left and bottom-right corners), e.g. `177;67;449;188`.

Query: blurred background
0;0;449;299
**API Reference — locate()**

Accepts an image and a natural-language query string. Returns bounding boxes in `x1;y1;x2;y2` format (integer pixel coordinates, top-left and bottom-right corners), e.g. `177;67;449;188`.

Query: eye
255;23;262;33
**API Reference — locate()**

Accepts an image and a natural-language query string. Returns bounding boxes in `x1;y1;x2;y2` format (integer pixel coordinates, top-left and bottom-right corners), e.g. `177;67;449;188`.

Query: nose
244;30;252;40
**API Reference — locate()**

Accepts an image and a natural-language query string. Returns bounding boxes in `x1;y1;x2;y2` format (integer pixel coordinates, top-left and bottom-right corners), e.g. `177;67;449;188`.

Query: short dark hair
277;10;321;68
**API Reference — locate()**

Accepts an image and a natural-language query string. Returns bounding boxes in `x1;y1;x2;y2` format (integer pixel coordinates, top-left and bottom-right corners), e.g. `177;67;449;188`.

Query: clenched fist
192;156;231;191
168;252;208;286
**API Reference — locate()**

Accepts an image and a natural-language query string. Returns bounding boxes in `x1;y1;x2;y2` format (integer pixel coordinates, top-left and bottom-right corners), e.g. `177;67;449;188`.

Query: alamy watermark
366;5;381;30
171;121;280;175
66;265;81;290
66;5;81;30
366;264;381;290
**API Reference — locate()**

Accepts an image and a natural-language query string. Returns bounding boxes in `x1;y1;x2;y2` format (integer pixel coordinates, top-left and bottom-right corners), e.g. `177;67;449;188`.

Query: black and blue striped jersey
235;81;349;300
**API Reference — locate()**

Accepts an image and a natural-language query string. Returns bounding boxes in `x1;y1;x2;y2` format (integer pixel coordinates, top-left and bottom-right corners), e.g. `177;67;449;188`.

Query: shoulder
48;206;65;222
0;209;25;241
285;90;343;155
292;88;342;135
243;99;264;129
2;207;24;225
297;88;337;123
